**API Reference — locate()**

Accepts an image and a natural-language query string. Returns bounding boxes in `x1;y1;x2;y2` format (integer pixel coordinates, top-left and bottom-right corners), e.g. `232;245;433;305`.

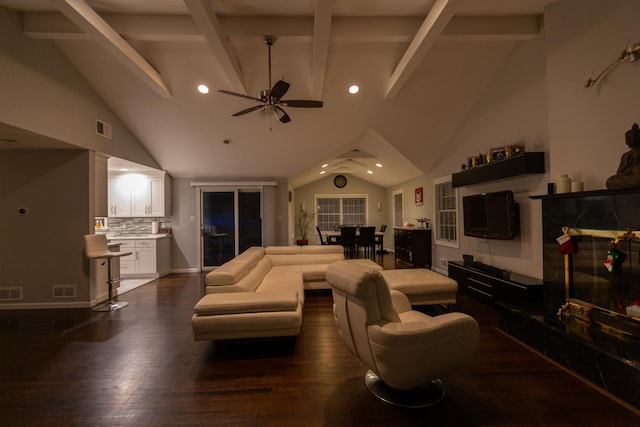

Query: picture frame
510;143;525;155
490;146;508;162
415;187;423;206
467;156;477;169
95;217;107;229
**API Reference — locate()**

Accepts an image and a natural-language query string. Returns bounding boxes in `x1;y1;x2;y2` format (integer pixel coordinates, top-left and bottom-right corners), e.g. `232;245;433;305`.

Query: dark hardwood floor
1;253;638;426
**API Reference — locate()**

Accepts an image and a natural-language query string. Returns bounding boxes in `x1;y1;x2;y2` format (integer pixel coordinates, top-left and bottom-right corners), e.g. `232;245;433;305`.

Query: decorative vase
557;175;571;194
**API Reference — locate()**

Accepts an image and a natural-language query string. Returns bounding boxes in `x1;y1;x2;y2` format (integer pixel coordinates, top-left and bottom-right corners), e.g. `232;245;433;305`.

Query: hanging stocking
557;227;576;255
604;242;620;273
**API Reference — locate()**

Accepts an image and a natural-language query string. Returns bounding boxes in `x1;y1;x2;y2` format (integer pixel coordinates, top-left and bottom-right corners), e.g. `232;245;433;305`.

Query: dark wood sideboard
393;227;431;268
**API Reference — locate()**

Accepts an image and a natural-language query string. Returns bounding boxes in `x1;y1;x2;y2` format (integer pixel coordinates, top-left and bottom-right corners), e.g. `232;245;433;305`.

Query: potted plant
295;208;315;245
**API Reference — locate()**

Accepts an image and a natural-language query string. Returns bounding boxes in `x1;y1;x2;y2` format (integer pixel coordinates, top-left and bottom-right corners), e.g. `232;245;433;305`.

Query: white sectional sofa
191;245;460;342
192;245;348;341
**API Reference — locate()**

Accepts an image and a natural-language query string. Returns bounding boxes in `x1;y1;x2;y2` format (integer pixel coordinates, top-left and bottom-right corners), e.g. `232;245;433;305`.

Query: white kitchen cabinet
109;176;134;217
109;238;170;278
108;172;171;218
135;240;156;274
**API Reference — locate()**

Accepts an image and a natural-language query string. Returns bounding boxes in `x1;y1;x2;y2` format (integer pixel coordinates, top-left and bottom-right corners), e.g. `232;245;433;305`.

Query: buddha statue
605;123;640;189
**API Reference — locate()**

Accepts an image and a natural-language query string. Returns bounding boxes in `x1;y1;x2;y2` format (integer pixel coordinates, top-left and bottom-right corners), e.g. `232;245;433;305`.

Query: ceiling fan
218;35;323;124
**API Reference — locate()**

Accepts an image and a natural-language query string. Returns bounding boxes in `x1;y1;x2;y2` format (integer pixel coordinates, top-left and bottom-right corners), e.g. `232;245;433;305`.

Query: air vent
96;119;112;139
0;287;23;301
52;284;77;299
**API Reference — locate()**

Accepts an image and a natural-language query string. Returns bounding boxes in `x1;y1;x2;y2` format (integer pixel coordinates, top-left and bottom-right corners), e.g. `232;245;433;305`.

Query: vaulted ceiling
0;0;555;188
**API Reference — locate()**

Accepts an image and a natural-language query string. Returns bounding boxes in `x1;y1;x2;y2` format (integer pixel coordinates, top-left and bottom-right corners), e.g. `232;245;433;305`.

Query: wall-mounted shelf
452;152;545;187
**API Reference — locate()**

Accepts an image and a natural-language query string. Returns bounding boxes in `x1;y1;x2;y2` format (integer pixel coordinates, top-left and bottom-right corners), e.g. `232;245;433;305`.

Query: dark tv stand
470;261;511;279
448;261;542;305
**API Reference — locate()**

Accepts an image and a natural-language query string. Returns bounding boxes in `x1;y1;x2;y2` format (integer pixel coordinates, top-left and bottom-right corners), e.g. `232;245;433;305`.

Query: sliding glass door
201;189;262;269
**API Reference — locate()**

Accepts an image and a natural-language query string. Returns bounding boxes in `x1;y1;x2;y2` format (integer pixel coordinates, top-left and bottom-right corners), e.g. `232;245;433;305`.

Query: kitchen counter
105;235;171;279
105;234;171;240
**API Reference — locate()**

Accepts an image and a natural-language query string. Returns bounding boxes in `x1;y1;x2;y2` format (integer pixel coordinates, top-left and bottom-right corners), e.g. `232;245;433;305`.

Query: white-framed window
316;195;367;231
433;176;459;248
392;190;403;227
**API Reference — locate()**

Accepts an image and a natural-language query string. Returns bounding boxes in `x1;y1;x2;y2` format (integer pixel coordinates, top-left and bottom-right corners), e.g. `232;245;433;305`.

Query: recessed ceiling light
348;85;360;94
320;170;326;175
375;163;383;168
197;84;210;94
321;163;329;168
367;170;373;174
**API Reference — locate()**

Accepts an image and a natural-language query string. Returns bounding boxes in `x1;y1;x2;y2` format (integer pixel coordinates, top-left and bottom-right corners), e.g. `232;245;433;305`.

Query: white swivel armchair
326;261;480;407
84;234;132;312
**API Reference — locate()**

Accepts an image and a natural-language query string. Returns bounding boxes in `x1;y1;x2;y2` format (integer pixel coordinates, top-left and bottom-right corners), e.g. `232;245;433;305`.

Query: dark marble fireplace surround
497;189;640;410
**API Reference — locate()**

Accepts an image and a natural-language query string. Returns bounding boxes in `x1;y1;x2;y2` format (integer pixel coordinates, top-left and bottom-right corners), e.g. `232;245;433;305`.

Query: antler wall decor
584;39;640;88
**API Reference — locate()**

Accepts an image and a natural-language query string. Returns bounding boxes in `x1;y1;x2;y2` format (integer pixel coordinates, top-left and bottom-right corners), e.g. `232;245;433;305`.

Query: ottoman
380;269;458;305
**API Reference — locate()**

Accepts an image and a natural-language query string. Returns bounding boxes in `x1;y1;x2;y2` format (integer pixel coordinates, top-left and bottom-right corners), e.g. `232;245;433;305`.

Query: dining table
324;229;384;246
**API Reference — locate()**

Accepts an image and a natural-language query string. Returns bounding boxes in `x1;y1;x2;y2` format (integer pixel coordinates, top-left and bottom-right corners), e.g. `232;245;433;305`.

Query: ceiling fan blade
280;100;323;108
232;105;265;117
270;80;290;101
218;90;262;102
275;106;291;123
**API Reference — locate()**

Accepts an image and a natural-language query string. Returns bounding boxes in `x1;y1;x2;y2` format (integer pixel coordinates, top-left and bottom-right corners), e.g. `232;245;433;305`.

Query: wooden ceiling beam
24;14;538;43
184;0;246;94
385;0;461;100
50;0;172;98
312;0;333;99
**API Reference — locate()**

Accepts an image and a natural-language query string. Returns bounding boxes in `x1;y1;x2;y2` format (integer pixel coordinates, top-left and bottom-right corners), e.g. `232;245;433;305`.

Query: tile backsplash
98;217;171;235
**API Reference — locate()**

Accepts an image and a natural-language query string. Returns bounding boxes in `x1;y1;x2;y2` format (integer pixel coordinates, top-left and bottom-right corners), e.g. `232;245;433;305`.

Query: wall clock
334;174;347;188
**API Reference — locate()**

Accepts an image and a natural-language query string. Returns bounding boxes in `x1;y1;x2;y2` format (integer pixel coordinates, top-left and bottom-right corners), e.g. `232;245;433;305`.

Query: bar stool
84;234;132;312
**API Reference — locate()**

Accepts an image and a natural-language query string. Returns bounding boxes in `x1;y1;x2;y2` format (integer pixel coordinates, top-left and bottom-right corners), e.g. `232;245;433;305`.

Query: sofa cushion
265;246;302;255
233;258;272;292
381;269;458;296
234;246;265;268
300;245;344;255
260;266;305;302
299;264;332;282
268;253;344;266
194;291;299;316
205;260;253;286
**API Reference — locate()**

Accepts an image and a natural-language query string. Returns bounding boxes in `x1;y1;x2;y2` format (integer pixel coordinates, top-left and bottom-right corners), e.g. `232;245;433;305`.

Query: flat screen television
463;190;519;240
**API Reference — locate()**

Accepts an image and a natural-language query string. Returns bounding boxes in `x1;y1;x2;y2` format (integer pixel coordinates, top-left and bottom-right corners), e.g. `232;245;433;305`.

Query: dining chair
316;226;328;245
339;226;358;258
375;225;387;254
358;226;377;259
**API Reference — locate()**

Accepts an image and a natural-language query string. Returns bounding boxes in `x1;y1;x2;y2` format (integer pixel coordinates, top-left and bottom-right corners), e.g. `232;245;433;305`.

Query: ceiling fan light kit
218;35;323;124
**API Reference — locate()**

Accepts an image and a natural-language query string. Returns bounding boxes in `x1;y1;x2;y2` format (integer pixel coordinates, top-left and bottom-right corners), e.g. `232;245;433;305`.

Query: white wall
294;174;389;246
169;177;290;271
389;0;640;279
545;0;640;186
0;7;158;168
0;150;95;307
391;22;549;277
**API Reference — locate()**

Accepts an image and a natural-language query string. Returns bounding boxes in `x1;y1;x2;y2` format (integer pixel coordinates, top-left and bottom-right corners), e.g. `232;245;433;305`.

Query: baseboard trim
171;268;199;274
432;266;448;275
0;301;92;310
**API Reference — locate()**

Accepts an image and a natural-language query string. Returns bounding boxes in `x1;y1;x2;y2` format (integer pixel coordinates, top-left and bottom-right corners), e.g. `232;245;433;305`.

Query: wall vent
52;284;77;299
0;287;23;301
95;119;112;139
